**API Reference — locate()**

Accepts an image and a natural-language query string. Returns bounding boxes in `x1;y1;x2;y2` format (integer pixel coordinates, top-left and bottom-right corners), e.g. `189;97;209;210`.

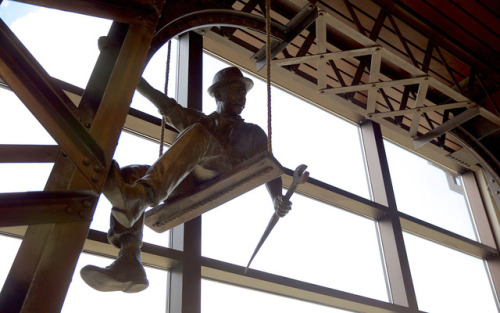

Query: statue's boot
104;160;153;228
80;235;148;293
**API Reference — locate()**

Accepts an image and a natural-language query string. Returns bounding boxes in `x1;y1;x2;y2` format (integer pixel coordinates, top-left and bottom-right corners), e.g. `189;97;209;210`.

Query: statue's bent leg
137;122;231;204
107;164;150;246
81;165;150;293
106;123;230;228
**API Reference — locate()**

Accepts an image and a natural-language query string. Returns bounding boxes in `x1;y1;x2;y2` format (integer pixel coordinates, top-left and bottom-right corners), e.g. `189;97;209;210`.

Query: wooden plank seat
145;151;284;233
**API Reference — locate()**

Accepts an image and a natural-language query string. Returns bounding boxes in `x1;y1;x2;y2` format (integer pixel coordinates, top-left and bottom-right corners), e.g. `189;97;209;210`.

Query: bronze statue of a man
80;67;291;292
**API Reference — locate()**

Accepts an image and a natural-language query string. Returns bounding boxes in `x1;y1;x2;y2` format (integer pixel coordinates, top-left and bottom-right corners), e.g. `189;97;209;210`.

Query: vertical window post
462;171;500;305
360;120;419;310
167;31;203;313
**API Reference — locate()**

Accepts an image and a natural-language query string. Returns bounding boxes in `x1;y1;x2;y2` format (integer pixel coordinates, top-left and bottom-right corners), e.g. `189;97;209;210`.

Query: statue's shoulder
233;122;267;145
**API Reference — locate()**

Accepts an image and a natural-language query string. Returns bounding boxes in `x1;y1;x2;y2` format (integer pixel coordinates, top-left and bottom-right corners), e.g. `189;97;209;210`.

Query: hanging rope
159;40;172;157
265;0;273;153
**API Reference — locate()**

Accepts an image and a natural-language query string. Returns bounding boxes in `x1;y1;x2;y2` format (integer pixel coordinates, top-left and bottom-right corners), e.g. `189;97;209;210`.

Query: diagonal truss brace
253;3;318;71
0;19;106;189
368;101;472;119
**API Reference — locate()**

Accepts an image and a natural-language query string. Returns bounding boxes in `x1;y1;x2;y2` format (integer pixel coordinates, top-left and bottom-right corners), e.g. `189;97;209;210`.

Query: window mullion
360;120;419;310
462;171;500;306
167;31;203;313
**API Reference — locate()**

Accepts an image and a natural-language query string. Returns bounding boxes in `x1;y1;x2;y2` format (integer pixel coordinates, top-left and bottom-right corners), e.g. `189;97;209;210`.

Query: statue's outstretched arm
136;78;202;131
137;77;177;114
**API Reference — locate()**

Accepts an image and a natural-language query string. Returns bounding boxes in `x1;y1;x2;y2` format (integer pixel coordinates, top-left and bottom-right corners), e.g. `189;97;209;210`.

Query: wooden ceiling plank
342;0;367;35
435;46;464;95
387;14;419;68
426;0;500;51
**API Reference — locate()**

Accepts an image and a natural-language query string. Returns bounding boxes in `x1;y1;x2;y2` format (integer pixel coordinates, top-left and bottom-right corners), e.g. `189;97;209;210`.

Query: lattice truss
212;0;500;186
274;8;499;145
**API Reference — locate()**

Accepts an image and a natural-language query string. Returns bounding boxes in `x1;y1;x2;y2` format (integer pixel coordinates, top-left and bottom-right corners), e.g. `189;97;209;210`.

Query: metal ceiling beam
14;0;159;26
413;107;480;148
253;3;318;71
369;101;470;119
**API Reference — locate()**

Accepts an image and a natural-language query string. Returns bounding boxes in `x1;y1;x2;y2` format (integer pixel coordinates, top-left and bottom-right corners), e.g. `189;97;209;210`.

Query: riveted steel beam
0;145;59;163
0;19;106;190
0;191;98;227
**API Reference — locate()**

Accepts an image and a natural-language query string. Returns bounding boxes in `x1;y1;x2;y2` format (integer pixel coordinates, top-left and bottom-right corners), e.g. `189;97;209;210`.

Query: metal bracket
252;4;317;71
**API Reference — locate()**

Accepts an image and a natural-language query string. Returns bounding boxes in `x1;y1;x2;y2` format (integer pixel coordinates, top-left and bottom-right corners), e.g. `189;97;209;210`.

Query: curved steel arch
147;9;290;61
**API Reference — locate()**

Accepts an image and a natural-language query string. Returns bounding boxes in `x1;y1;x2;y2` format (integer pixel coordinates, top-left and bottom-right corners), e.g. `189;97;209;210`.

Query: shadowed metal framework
0;0;499;312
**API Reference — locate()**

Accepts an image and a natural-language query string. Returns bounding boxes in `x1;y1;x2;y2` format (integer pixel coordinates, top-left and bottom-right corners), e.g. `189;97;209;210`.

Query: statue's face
215;80;247;116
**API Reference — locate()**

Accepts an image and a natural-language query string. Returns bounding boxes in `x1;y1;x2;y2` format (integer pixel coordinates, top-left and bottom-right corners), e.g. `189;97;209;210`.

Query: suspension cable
159;40;172;157
266;0;273;153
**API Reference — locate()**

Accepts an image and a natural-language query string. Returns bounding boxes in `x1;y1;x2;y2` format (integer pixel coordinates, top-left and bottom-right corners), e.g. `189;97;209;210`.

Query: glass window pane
385;140;477;240
404;232;497;313
0;233;167;312
0;89;55;145
0;163;53;192
202;191;388;301
201;54;370;199
202;279;353;313
0;235;22;285
0;2;112;89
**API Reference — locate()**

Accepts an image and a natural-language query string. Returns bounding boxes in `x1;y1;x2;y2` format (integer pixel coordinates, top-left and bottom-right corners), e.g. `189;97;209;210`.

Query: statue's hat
208;67;254;97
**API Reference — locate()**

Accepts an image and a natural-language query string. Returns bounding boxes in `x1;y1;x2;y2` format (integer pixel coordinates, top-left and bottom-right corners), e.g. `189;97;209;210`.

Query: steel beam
78;22;129;128
368;101;470;119
254;3;318;71
0;19;106;189
273;46;380;67
409;78;429;138
367;48;382;113
0;20;157;313
0;145;59;163
413;106;480;148
0;191;97;227
14;0;158;26
320;76;426;95
316;9;327;91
